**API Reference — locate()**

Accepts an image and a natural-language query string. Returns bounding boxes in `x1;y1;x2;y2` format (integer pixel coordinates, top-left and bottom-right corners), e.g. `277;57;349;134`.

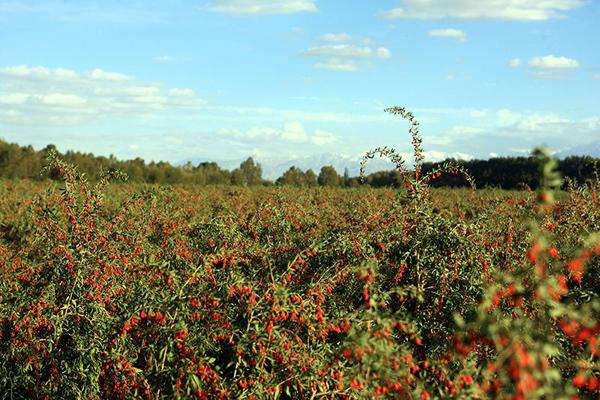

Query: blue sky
1;0;599;166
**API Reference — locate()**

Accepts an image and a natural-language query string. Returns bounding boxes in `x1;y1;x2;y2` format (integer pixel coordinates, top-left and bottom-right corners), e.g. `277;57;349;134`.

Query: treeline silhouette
1;139;598;189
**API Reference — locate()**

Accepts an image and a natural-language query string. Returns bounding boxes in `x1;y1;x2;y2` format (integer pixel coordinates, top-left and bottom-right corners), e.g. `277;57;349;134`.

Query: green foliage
0;108;599;399
230;157;263;186
276;167;317;187
317;165;342;187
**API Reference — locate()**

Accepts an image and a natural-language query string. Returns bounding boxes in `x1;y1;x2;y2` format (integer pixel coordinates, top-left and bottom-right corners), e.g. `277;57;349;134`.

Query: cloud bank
0;65;204;126
207;0;317;16
383;0;589;21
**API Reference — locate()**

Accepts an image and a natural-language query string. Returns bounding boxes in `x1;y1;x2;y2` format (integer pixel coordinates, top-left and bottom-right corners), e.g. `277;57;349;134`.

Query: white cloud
218;122;338;145
129;95;167;105
515;113;568;131
425;150;474;162
246;127;279;139
93;86;161;97
424;125;486;146
304;42;392;72
429;28;466;42
593;73;600;80
207;0;317;16
445;108;599;144
428;136;453;145
39;93;87;106
513;111;593;141
321;33;352;43
315;59;359;72
496;114;600;147
0;65;206;126
216;127;239;136
469;110;487;118
509;58;522;67
489;152;499;158
89;68;130;81
529;55;579;69
376;47;392;59
0;93;30;105
383;0;589;21
527;55;579;78
281;121;308;142
170;88;195;97
55;68;79;80
428;108;598;148
217;127;279;140
497;109;523;126
1;65;52;79
154;55;176;62
129;86;162;96
304;44;375;59
311;129;338;145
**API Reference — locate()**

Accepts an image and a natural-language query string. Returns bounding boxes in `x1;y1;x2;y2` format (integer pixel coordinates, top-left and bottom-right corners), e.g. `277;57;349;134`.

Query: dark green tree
305;169;318;187
277;166;307;186
318;165;342;187
231;157;262;186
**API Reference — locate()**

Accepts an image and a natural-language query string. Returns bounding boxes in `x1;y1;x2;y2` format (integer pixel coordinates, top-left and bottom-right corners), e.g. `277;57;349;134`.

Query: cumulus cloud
427;136;453;146
320;33;352;43
527;55;579;78
217;127;279;140
207;0;317;16
0;65;204;126
514;113;569;131
218;121;338;145
528;55;579;69
304;44;377;59
376;47;392;59
315;59;359;72
444;109;598;142
498;114;600;148
89;68;130;81
496;109;522;126
303;38;392;72
421;109;573;141
424;150;474;162
1;65;54;79
383;0;588;21
429;28;466;42
170;88;195;97
281;121;308;142
509;58;522;67
311;129;338;145
0;93;30;105
418;108;600;158
40;93;87;106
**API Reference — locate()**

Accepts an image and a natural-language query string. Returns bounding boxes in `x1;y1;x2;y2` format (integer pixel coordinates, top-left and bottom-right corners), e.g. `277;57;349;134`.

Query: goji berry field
1;109;599;400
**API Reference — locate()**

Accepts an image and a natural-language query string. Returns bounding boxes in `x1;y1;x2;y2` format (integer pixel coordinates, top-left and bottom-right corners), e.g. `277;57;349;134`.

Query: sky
1;0;599;167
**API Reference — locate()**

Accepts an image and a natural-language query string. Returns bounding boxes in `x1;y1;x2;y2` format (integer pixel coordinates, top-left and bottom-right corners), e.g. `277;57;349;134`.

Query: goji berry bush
0;108;599;399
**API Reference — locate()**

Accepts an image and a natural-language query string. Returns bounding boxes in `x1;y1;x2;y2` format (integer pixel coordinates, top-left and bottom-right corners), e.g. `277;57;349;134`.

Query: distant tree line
0;140;246;185
357;157;600;189
0;139;598;189
419;157;600;189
